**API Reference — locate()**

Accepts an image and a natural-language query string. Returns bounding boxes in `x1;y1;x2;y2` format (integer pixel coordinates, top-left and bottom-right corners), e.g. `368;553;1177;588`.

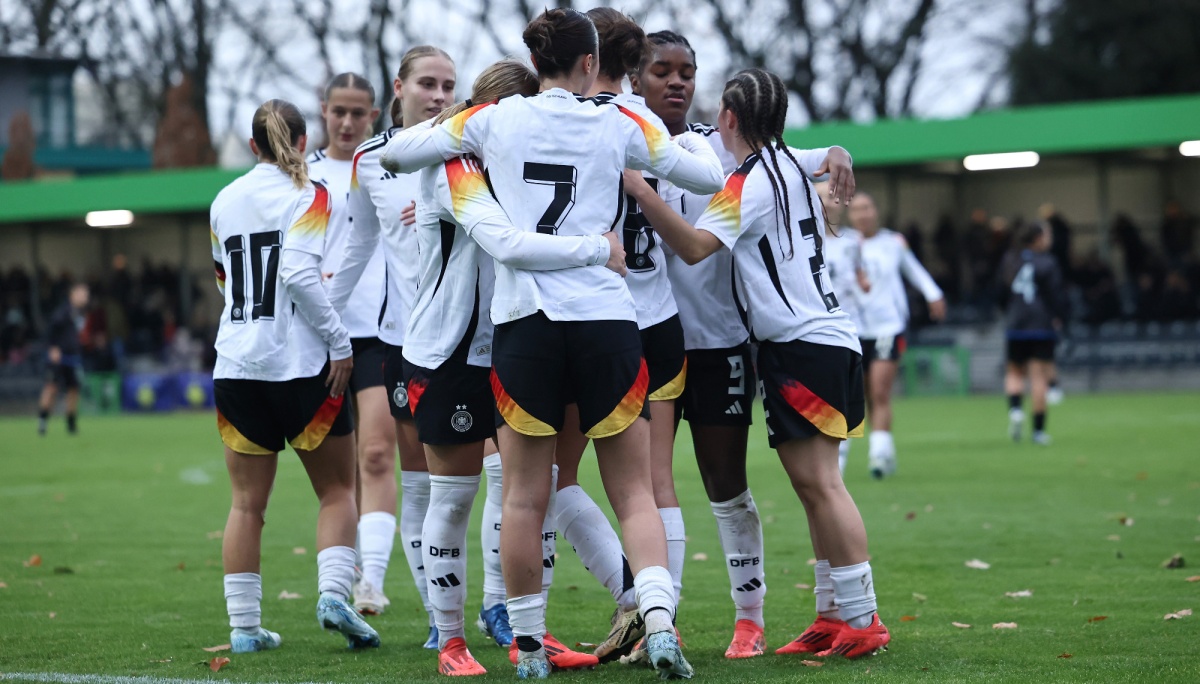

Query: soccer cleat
775;616;846;655
868;451;895;480
230;626;282;653
594;606;646;663
37;418;47;436
316;594;381;649
724;619;766;659
816;614;890;659
515;649;552;680
646;630;694;679
352;579;389;616
438;637;487;676
476;603;514;646
1008;408;1025;442
1047;386;1064;406
508;634;598;669
425;625;440;650
1032;431;1053;446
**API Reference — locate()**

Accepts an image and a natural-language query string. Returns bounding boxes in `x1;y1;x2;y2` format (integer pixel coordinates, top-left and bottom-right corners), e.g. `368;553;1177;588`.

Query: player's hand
603;231;628;277
856;268;872;293
400;201;417;226
815;147;855;206
928;298;947;321
322;271;334;282
48;346;62;364
326;356;354;398
622;169;653;201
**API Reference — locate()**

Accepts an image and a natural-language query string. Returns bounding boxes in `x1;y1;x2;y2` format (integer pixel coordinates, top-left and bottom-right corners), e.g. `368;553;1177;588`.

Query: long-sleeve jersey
1001;249;1067;339
824;227;865;332
855;229;943;340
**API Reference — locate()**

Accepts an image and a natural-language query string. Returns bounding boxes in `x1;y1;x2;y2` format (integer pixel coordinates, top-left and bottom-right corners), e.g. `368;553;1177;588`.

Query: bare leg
297;434;359;552
594;418;667;574
554;404;589;490
776;435;868;568
866;360;897;432
354;387;397;513
690;423;750;503
497;427;556;598
649;400;679;508
222;448;279;574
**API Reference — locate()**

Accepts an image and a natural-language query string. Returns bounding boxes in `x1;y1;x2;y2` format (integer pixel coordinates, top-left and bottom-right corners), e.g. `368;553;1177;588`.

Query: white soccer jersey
326;129;421;346
666;124;846;350
592;92;677;330
307;149;386;339
405;156;612;369
210;164;341;380
824;227;865;331
855;229;943;340
380;88;724;325
694;154;859;352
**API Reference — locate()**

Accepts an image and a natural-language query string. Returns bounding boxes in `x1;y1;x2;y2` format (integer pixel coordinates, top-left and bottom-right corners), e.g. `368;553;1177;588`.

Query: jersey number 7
224;230;282;323
523;162;577;235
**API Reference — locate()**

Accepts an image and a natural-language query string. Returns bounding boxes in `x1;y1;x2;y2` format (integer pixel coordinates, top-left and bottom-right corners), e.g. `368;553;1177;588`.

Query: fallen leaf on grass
1119;516;1135;527
48;612;57;619
992;622;1018;629
764;515;777;524
965;559;991;570
913;592;928;603
209;657;230;672
1087;616;1108;623
1107;535;1121;541
278;591;301;600
1186;576;1200;582
807;558;818;566
206;530;223;540
0;581;6;588
794;583;812;590
951;622;971;629
900;615;917;622
575;642;597;649
1135;471;1148;480
1005;590;1033;598
925;504;934;513
293;547;307;555
176;563;186;571
905;511;917;521
1164;609;1192;620
54;493;65;502
203;644;231;652
691;553;708;561
1162;554;1185;569
150;659;173;663
1057;653;1073;659
25;555;42;567
800;660;824;667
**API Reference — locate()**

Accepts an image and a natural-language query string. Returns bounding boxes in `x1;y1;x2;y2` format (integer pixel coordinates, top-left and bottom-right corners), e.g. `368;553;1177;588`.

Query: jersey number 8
224;230;282;323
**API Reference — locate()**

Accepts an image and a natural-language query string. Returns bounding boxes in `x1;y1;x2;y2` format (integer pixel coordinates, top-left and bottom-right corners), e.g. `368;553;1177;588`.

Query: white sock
400;470;432;619
838;440;850;475
317;545;356;602
814;559;838;620
540;465;558;605
481;452;506;610
634;565;676;635
507;593;546;653
659;507;685;602
224;572;262;629
869;430;894;459
425;474;479;649
358;511;396;591
555;484;635;611
710;490;765;627
831;560;877;629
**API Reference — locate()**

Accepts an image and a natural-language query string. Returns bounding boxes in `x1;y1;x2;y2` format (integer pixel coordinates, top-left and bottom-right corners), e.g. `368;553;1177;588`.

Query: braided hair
645;30;695;66
719;68;820;259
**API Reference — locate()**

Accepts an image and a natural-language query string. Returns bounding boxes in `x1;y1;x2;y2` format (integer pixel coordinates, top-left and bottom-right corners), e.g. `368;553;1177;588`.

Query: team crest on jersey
451;405;473;433
393;383;409;408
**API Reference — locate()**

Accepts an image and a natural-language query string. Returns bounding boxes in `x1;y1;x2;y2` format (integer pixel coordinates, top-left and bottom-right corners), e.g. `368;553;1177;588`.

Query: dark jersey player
38;282;89;436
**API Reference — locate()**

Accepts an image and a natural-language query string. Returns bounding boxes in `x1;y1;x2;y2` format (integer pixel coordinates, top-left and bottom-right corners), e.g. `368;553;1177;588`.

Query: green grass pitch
2;393;1199;683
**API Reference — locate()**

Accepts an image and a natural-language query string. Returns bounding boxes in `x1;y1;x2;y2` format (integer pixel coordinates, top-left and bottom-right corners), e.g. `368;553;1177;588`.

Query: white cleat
317;594;381;649
646;631;693;679
868;451;895;480
352;579;389;616
1031;431;1053;446
230;626;281;653
1047;387;1064;405
1008;408;1025;443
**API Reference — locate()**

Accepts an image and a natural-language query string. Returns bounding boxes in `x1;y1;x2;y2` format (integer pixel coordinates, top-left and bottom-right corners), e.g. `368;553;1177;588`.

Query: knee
359;444;395;478
230;494;269;520
789;475;842;508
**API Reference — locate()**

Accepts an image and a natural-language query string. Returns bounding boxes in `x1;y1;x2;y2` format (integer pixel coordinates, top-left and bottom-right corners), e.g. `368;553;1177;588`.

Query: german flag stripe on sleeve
585;359;649;439
616;105;669;167
701;158;755;242
444;103;493;151
444;156;491;221
289;182;331;242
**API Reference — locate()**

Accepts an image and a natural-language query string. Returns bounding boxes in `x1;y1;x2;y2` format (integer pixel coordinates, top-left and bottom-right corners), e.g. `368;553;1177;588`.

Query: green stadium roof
2;94;1199;225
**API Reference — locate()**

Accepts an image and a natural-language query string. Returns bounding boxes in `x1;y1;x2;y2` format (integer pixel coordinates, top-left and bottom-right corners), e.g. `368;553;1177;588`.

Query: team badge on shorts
451;405;474;433
393;383;409;408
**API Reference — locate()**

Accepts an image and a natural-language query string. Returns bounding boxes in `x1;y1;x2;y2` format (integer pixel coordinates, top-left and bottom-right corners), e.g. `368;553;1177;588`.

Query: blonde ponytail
252;99;309;189
433;58;538;126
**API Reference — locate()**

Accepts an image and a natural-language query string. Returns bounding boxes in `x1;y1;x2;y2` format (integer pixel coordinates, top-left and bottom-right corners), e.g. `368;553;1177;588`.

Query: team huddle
205;7;930;679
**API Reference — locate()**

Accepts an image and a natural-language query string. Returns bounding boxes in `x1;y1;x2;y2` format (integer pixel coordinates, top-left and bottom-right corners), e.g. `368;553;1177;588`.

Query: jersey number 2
523;162;577;235
799;217;839;313
224;231;282;323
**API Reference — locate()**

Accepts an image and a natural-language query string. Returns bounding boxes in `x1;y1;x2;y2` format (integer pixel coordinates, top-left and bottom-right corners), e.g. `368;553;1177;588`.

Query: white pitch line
2;674;339;684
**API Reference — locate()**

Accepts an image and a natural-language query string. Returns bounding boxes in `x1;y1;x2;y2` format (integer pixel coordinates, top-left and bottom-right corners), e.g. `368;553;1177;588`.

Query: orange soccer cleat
508;633;599;670
724;619;766;659
816;614;890;659
438;637;487;676
775;616;846;655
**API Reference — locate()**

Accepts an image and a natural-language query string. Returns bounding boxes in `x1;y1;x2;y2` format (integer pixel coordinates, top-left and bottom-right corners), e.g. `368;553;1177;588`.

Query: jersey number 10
224;230;282;323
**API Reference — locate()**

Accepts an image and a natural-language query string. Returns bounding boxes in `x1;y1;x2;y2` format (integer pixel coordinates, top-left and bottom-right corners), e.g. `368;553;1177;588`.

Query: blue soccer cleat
646;631;694;679
230;626;281;653
476;603;514;646
424;624;440;650
316;594;380;649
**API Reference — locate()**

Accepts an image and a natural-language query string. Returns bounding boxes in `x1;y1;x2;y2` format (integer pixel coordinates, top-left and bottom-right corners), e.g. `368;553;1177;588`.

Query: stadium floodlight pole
962;151;1040;171
85;210;134;227
1179;141;1200;157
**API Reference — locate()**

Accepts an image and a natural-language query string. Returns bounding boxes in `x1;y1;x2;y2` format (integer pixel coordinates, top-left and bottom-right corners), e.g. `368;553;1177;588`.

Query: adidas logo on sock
725;403;744;415
735;577;763;592
430;572;461;588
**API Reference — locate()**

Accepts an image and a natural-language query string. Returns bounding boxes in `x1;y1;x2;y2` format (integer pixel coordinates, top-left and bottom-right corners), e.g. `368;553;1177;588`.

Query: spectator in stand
932;215;961;304
1161;201;1196;266
1111;214;1149;282
1039;203;1073;284
1161;268;1198;322
1075;250;1121;325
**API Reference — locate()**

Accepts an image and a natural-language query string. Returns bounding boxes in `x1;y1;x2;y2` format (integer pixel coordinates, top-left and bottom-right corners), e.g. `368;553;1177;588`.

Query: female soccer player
381;8;725;678
325;47;460;648
1000;222;1066;445
848;191;945;478
36;282;89;436
629;68;889;661
631;30;854;659
210;99;378;653
406;58;625;676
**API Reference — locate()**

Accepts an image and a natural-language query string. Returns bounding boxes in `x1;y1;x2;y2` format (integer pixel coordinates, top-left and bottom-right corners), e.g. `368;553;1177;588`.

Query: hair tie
464;98;473;107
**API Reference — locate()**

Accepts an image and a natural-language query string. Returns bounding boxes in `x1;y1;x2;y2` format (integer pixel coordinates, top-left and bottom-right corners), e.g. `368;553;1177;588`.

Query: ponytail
434;58;537;126
389;97;403;127
252;99;308;189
